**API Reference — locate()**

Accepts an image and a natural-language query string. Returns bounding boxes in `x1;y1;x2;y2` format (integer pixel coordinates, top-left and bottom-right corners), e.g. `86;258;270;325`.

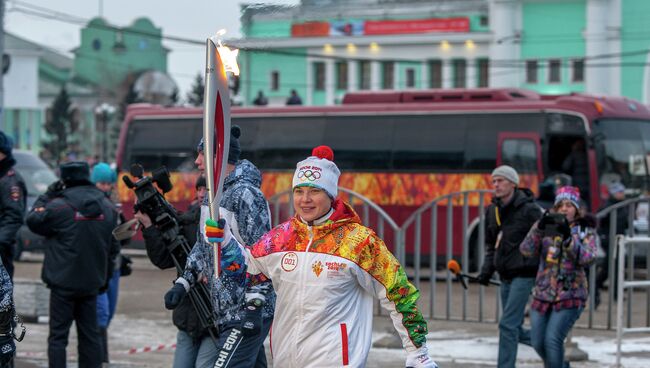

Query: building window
336;62;348;90
480;15;489;27
526;60;538;83
405;68;415;88
572;59;584;82
477;59;489;87
453;59;466;88
359;61;371;90
270;71;280;91
382;62;394;89
314;62;325;91
429;60;442;88
548;59;561;83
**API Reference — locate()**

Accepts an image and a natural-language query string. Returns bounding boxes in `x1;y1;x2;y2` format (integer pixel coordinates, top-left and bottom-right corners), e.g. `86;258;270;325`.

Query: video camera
122;164;178;232
539;211;571;239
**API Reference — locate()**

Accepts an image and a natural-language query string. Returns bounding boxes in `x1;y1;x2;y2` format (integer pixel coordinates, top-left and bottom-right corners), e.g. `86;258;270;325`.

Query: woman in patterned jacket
212;145;436;368
520;186;597;368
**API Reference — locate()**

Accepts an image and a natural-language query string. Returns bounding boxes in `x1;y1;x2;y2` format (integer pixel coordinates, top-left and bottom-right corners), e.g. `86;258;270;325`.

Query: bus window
593;118;650;194
497;132;542;179
324;116;393;170
124;117;202;171
392;115;466;170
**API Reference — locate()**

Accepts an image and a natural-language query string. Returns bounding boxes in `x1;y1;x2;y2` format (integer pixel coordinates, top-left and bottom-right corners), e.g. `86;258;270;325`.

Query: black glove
0;310;14;366
45;180;65;199
537;211;555;230
477;273;491;286
241;297;264;336
120;254;133;277
558;218;571;239
0;334;15;365
164;283;187;310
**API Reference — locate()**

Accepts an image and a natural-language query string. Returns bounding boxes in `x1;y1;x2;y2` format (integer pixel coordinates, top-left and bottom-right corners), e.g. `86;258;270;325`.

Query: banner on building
364;17;470;35
291;21;330;37
330;20;364;36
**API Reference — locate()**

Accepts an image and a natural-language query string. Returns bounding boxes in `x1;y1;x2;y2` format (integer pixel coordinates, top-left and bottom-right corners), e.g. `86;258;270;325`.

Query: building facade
234;0;649;106
3;16;172;161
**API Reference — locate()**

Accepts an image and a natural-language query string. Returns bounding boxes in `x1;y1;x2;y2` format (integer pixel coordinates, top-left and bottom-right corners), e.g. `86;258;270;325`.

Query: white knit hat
292;146;340;198
491;165;520;186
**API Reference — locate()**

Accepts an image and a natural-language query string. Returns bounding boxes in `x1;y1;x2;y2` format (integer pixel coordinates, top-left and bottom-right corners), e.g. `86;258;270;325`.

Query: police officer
27;162;119;368
0;132;26;279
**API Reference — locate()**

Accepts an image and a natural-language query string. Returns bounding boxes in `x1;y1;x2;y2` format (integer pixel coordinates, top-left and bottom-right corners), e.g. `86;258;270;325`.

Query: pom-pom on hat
91;162;116;184
292;145;340;198
554;186;581;210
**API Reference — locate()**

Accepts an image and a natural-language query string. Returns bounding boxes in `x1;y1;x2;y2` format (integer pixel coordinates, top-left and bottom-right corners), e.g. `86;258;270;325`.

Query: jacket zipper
295;225;314;365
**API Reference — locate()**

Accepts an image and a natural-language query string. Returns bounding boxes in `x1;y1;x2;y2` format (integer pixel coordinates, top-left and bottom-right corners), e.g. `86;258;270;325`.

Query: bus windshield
594;118;650;194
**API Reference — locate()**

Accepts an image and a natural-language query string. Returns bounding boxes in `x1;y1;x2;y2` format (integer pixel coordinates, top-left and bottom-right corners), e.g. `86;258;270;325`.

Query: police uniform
0;157;26;279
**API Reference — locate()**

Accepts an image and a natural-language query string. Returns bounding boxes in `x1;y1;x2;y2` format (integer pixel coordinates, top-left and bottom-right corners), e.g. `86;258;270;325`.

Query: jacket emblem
312;260;323;277
9;186;20;201
281;252;298;272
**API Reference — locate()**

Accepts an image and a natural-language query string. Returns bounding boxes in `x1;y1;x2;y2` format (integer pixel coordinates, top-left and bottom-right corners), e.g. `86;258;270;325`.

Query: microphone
447;259;468;289
447;259;501;287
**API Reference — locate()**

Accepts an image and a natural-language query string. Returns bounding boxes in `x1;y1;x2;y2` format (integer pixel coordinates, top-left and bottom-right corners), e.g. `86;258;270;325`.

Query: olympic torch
202;36;233;278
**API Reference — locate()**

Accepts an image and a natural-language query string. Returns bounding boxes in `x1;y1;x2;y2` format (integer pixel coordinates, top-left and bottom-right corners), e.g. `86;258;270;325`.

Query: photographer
26;162;119;367
520;186;597;368
134;175;205;368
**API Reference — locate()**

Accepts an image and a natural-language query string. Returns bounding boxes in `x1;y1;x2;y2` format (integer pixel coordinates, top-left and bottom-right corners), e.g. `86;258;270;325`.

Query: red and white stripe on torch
202;34;236;278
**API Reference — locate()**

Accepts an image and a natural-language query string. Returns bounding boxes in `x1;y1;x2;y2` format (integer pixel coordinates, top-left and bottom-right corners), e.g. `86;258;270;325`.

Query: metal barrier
400;190;497;322
595;196;649;330
267;187;649;332
616;236;650;367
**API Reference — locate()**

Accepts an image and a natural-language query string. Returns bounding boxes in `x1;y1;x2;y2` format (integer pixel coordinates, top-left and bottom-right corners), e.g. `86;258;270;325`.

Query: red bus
116;88;650;260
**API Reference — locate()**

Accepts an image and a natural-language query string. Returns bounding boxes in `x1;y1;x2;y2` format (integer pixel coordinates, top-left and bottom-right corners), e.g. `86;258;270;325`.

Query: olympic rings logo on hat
297;169;321;181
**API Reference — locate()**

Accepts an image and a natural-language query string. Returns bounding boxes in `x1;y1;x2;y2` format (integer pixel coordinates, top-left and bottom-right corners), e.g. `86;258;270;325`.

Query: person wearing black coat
134;175;205;367
477;165;543;368
0;132;26;279
26;162;119;368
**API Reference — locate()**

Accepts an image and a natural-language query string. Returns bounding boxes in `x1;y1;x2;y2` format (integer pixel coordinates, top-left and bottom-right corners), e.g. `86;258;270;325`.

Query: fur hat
555;186;581;210
0;131;13;155
60;161;91;186
491;165;519;186
292;146;340;198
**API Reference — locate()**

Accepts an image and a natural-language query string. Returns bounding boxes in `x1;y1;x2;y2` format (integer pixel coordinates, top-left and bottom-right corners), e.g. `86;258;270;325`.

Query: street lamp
95;103;116;162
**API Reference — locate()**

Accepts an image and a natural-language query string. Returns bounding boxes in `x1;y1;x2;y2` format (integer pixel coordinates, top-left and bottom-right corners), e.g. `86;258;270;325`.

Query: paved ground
11;252;650;367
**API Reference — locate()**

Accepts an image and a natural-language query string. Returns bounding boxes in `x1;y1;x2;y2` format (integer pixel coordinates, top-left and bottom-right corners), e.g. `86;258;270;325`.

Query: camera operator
520;186;597;368
26;162;119;368
133;175;206;367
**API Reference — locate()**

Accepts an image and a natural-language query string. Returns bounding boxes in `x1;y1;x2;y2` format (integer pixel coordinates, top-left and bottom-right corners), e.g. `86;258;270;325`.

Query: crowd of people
0;124;638;367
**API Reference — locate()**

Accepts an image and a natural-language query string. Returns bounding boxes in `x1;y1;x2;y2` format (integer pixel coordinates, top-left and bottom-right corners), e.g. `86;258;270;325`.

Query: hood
294;199;361;232
493;187;536;209
223;159;262;190
62;185;106;218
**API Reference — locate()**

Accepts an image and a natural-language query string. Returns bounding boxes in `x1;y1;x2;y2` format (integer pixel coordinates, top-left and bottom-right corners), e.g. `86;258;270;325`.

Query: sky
5;0;299;97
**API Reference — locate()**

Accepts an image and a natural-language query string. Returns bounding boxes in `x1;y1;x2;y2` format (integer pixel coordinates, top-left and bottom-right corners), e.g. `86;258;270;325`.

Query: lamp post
95;103;115;162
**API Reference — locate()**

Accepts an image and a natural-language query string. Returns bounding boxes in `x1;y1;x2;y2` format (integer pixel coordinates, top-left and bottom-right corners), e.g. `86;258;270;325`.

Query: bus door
497;132;543;184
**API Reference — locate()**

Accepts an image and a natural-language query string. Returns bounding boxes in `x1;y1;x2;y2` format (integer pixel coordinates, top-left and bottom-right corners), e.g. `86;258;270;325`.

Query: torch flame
212;29;240;76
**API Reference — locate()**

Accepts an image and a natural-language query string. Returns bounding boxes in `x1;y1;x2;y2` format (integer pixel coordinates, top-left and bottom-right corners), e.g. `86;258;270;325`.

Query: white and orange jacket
222;199;430;367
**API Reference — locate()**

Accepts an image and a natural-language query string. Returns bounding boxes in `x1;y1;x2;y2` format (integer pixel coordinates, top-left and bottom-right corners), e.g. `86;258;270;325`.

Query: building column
467;59;478;88
306;58;313;106
348;61;358;92
370;61;380;90
325;59;335;105
585;0;610;95
607;0;621;97
442;59;453;89
489;0;521;87
420;61;429;89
